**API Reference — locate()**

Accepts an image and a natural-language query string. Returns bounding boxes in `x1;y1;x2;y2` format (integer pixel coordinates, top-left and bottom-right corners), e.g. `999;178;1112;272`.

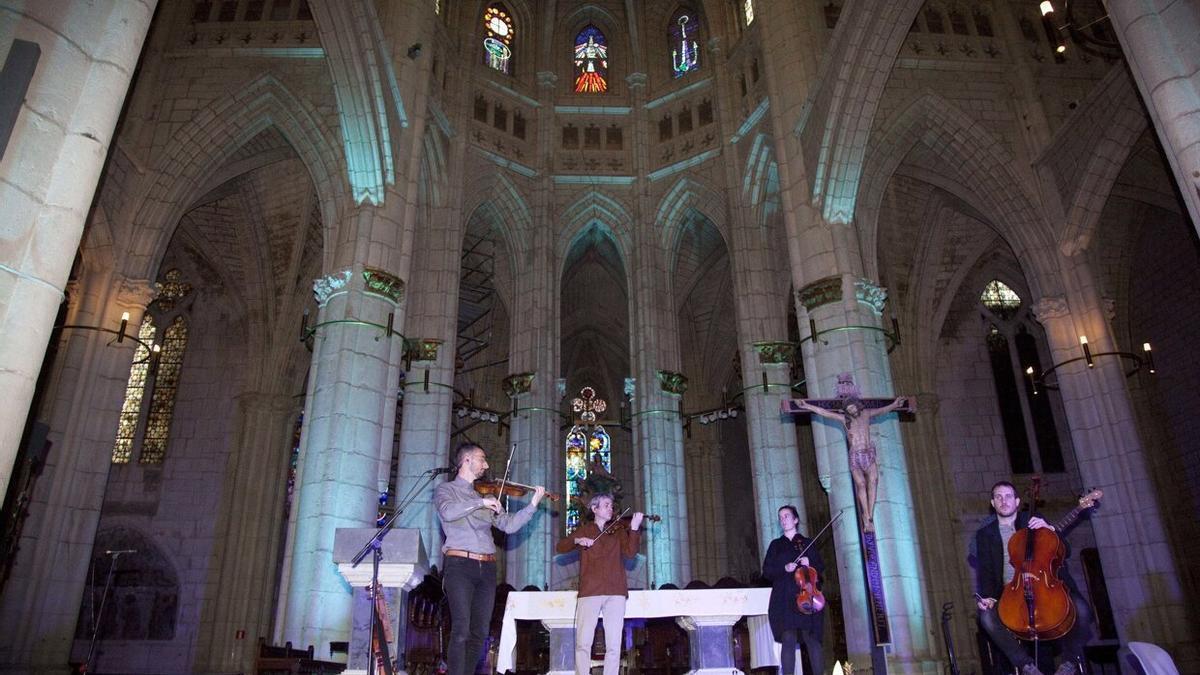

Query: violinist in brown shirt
555;494;643;675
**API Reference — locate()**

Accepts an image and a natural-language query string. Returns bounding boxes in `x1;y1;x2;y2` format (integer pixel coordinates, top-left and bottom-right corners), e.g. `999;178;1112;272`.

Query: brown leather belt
445;549;496;562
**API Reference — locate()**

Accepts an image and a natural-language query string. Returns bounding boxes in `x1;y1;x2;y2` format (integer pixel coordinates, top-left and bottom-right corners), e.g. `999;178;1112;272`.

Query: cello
996;480;1102;641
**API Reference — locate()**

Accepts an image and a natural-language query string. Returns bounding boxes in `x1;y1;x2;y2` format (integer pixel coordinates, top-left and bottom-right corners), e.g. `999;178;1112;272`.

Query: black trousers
443;556;497;675
779;628;823;675
978;591;1092;669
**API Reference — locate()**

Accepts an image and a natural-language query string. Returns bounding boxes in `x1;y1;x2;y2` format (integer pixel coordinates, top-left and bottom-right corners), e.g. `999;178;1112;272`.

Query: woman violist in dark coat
763;504;824;675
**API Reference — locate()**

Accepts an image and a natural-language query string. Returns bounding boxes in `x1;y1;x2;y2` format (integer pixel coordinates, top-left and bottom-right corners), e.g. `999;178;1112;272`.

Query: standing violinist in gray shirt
434;442;545;675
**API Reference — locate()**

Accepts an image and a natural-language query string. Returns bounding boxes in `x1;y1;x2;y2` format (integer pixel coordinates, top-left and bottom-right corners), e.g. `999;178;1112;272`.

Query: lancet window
980;280;1066;475
669;9;701;78
565;387;613;533
111;269;194;464
573;25;609;93
483;4;514;74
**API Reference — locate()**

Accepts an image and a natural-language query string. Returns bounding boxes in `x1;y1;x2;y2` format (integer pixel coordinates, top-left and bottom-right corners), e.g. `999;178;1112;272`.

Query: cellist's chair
1123;641;1179;675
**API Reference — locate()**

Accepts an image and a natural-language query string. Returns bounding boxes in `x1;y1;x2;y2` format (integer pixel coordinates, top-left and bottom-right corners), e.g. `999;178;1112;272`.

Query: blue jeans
443;556;497;675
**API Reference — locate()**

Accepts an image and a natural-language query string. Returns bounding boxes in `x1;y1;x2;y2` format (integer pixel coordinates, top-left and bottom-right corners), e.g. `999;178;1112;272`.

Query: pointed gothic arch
857;92;1061;300
126;74;344;283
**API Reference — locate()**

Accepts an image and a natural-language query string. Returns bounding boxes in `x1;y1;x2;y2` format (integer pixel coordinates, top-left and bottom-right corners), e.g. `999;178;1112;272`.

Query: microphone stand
84;550;132;674
350;468;441;675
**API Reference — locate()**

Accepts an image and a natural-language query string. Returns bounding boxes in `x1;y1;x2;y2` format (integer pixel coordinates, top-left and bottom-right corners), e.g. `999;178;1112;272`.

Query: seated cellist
971;481;1092;675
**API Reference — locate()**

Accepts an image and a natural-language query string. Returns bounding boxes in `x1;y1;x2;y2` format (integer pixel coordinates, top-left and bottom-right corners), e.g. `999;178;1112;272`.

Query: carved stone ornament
753;341;796;364
537;71;558;88
557;377;568;399
1030;296;1069;323
503;372;536;397
363;267;404;305
626;72;648;88
656;370;689;395
1102;297;1116;322
855;278;888;315
406;338;442;362
313;269;352;306
117;278;157;310
623;377;636;399
797;276;843;312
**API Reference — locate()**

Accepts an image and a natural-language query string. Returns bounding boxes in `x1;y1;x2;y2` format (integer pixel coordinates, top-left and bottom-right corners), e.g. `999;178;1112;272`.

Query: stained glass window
669;10;700;78
573;25;608;93
140;316;188;464
743;0;754;25
565;386;612;534
112;316;156;464
981;279;1022;320
483;4;514;74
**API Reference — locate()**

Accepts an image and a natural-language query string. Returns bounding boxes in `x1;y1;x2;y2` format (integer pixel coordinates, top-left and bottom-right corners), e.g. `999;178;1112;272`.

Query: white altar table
497;588;781;674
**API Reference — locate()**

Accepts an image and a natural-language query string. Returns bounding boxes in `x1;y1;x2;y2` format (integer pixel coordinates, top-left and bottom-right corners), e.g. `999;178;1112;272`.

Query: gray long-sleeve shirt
434;476;538;554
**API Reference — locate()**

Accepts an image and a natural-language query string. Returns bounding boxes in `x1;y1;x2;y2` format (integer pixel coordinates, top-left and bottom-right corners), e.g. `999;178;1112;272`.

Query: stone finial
656;370;689;395
503;372;536;397
797;276;842;312
1030;296;1069;323
363;267;404;305
855;278;887;315
752;341;796;364
313;269;352;306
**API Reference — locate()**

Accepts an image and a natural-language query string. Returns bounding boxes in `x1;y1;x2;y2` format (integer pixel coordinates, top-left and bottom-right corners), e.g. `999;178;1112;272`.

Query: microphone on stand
105;549;137;555
430;467;456;476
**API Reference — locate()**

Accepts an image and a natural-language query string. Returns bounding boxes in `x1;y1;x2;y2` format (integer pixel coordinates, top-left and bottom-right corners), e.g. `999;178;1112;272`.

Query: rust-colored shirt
556;521;641;598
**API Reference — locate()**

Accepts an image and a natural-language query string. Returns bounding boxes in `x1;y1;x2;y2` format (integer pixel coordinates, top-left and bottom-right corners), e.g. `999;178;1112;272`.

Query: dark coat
973;512;1078;601
763;533;825;637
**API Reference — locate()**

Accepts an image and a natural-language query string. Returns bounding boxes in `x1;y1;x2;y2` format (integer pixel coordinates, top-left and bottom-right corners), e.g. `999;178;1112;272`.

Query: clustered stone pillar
632;372;690;588
1031;291;1195;666
741;350;808;556
1104;0;1200;229
796;272;937;673
0;272;153;672
503;372;557;590
280;263;405;654
682;434;727;580
0;0;157;507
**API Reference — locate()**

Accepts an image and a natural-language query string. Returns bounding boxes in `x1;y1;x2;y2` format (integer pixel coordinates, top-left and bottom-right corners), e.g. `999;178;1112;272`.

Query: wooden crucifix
781;373;915;534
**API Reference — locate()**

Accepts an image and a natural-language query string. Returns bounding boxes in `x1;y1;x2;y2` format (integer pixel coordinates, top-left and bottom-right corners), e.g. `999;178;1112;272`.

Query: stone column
631;371;690;588
742;351;807;557
502;372;557;590
1104;0;1200;229
200;393;298;673
280;263;406;654
1031;292;1196;667
0;0;157;505
683;434;726;582
394;342;453;565
0;271;154;673
795;273;937;673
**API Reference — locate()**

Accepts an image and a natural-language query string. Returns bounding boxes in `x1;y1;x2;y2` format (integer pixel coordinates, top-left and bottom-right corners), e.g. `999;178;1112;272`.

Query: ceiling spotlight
469;409;481;419
1055;43;1066;53
718;410;729;420
729;409;738;418
1039;1;1054;16
456;407;468;418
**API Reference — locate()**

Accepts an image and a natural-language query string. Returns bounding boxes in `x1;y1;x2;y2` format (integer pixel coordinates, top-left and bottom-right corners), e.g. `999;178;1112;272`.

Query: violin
791;539;825;614
473;478;561;502
603;513;661;532
996;481;1102;640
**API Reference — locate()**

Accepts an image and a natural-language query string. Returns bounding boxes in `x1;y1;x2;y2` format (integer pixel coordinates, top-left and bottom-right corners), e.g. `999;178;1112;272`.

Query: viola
996;484;1102;640
793;562;825;614
473;478;561;502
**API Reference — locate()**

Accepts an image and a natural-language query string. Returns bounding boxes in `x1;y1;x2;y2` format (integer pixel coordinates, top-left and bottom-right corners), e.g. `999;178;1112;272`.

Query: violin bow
791;508;846;565
496;442;517;512
591;507;632;542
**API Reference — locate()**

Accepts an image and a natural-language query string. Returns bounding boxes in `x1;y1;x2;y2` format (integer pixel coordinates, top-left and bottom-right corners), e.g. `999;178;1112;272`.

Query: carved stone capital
117;278;157;309
626;72;648;89
363;267;404;305
313;269;352;307
656;370;688;395
1030;296;1069;323
706;37;722;55
854;278;887;315
797;276;842;312
752;341;796;364
405;338;442;363
537;71;558;88
503;372;536;397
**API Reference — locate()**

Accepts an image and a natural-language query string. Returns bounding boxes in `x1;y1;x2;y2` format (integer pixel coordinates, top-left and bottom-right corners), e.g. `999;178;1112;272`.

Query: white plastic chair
1124;641;1180;675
